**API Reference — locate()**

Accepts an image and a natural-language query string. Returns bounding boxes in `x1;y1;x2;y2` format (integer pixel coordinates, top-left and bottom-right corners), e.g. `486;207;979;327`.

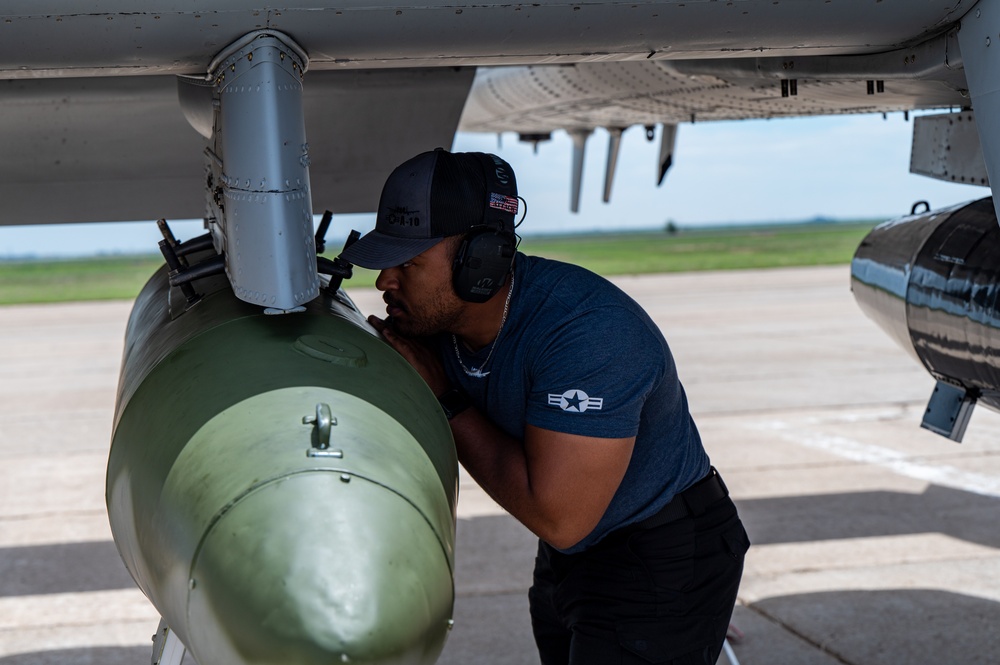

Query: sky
0;112;989;258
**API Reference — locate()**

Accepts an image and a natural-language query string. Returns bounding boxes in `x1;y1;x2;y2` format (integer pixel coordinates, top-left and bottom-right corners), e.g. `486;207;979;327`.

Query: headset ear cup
453;230;515;302
451;152;518;302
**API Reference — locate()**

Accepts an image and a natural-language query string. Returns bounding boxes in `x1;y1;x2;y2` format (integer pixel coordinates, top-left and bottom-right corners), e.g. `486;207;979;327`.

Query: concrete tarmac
3;265;1000;664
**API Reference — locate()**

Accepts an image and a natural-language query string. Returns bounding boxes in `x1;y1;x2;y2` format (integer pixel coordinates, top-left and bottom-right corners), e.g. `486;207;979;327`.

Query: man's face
374;238;464;337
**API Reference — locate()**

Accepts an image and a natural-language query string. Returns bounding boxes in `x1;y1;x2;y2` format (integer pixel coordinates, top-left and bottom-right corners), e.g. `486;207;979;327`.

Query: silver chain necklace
451;274;514;378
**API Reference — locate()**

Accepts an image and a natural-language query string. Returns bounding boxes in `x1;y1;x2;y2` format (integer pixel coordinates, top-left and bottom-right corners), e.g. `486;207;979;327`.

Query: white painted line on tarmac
0;589;158;632
757;421;1000;498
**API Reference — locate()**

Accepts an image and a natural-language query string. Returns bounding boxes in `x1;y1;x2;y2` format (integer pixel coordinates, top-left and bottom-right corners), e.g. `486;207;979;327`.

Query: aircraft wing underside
1;55;972;227
0;67;474;226
0;0;980;227
460;58;970;133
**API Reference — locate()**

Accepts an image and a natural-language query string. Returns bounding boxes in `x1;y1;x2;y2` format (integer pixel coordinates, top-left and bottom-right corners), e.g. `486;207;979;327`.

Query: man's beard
385;287;463;338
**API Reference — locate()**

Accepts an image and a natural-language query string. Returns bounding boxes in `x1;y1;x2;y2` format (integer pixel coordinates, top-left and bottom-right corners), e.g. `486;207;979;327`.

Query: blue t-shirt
440;254;709;553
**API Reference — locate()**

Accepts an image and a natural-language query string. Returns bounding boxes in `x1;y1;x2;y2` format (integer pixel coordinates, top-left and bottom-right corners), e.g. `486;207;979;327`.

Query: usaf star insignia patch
548;389;604;412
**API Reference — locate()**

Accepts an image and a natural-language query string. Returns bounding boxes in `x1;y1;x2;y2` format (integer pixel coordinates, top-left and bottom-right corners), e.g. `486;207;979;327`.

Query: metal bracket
568;128;592;213
920;380;976;442
303;403;344;457
603;127;624;203
957;0;1000;222
656;123;678;186
910;111;989;187
203;30;320;311
151;618;188;665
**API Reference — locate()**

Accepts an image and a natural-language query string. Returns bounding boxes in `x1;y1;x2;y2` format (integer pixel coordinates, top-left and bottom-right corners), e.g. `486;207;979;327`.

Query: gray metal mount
183;30;320;311
921;380;976;442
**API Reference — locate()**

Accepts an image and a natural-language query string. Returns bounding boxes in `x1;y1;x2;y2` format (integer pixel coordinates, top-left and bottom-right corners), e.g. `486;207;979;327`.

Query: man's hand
368;315;449;396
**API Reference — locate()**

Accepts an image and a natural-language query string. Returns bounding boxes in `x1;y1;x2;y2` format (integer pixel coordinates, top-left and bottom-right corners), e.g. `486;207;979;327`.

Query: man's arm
370;316;634;550
451;408;634;550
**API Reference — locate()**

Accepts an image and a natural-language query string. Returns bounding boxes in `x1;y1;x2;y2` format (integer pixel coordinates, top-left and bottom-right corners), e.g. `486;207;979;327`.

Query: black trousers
528;494;748;665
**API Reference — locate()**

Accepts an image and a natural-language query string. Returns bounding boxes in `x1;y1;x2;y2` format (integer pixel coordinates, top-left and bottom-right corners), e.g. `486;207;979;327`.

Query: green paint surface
107;267;457;664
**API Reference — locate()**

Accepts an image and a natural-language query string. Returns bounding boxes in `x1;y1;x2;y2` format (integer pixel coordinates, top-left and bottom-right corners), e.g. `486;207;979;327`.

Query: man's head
340;149;518;302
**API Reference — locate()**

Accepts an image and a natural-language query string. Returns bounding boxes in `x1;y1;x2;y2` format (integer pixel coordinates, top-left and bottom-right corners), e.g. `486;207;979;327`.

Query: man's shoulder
520;253;597;277
515;254;664;351
519;254;620;304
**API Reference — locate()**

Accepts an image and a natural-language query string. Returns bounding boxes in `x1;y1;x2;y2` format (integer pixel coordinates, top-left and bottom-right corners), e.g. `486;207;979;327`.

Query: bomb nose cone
184;471;454;665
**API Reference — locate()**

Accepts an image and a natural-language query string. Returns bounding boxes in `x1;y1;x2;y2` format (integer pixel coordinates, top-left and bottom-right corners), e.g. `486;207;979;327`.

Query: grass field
0;255;165;305
517;222;877;275
0;222;878;305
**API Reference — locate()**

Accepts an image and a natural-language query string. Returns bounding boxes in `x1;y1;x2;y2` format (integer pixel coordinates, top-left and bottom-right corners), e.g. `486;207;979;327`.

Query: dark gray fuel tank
852;197;1000;439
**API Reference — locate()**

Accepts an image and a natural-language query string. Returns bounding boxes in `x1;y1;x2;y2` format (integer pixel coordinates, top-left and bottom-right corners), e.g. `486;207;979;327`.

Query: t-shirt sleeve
525;307;665;438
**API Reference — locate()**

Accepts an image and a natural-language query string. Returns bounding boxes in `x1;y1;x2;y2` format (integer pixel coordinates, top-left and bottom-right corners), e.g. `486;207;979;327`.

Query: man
340;148;748;664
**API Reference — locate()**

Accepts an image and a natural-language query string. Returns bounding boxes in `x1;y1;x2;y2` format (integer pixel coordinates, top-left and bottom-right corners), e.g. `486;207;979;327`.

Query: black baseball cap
339;149;518;270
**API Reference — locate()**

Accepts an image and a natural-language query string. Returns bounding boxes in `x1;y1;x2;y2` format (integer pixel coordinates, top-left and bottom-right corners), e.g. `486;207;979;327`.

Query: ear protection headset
452;153;519;303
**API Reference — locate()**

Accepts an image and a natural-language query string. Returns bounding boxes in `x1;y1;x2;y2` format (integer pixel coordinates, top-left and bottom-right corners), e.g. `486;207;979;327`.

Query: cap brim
338;229;444;270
